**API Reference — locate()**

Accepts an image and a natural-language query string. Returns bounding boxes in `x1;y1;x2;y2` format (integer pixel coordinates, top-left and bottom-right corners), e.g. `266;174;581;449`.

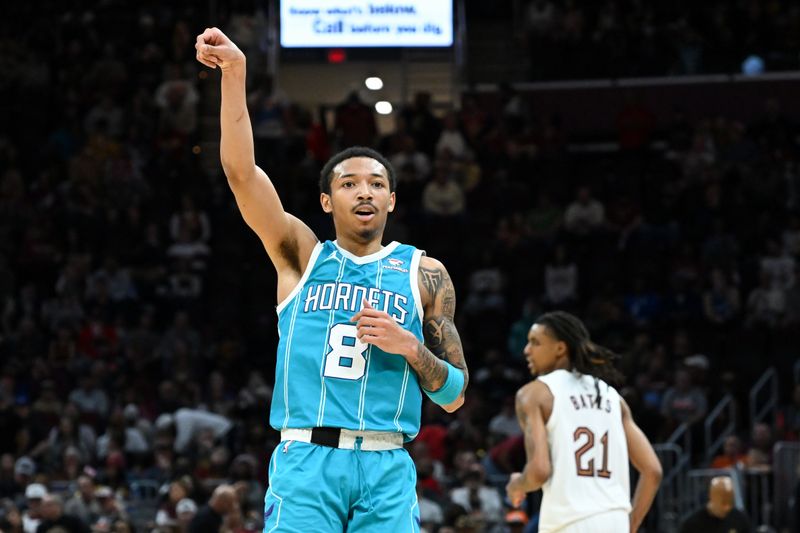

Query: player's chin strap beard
356;227;380;242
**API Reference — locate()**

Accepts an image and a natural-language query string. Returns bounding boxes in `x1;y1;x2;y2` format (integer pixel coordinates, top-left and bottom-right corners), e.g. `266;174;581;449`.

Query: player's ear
320;193;332;213
387;191;396;213
555;340;567;357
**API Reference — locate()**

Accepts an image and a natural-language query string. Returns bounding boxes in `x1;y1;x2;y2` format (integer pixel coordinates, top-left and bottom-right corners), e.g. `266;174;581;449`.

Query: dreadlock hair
534;311;624;409
318;146;397;195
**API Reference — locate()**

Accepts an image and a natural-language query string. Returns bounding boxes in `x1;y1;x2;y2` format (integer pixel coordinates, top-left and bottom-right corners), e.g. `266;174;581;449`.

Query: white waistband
281;428;404;451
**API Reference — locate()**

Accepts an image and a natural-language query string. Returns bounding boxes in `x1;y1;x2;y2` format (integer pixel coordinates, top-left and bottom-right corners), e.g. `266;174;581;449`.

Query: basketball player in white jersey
506;311;662;532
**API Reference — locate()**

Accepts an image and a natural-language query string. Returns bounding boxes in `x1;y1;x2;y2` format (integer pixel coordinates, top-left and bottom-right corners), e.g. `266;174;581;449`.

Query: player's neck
335;234;385;257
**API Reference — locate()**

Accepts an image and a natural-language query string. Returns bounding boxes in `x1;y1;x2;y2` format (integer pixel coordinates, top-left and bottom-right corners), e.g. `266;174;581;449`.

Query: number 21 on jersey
574;427;612;478
324;323;369;380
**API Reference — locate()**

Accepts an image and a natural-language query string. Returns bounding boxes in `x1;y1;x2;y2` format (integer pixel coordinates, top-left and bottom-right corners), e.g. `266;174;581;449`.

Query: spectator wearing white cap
22;483;47;533
176;498;198;532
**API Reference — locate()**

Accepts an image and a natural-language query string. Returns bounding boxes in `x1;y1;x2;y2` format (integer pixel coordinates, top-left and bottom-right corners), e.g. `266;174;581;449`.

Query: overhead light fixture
365;76;384;90
375;101;393;115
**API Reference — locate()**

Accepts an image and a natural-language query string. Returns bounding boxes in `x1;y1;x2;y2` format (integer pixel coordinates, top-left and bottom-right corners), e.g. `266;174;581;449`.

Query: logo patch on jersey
264;503;275;519
324;251;341;263
383;258;408;272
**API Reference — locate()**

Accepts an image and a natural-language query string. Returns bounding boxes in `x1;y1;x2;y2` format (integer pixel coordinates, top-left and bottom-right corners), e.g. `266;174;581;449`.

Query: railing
667;422;692;461
660;422;693;531
703;394;736;465
773;441;800;531
749;367;778;428
743;468;773;527
651;443;690;533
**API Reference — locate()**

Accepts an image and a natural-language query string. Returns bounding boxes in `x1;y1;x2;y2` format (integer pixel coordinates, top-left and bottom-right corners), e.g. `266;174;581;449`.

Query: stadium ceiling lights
375;101;393;115
365;76;384;90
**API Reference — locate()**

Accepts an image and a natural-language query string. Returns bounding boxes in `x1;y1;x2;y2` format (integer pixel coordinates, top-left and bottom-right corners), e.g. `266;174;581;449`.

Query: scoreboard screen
280;1;453;48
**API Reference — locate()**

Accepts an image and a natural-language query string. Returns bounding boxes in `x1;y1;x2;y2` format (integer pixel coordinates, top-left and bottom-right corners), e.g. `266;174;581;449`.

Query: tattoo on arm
424;317;463;364
442;292;456;317
419;266;443;295
425;318;445;347
412;343;450;391
409;260;469;393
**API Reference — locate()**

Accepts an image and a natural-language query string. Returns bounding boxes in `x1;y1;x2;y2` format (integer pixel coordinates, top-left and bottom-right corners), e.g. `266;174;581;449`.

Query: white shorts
551;510;629;532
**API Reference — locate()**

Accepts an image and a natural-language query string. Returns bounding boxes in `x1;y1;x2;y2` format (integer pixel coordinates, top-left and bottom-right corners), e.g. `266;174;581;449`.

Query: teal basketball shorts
263;430;420;532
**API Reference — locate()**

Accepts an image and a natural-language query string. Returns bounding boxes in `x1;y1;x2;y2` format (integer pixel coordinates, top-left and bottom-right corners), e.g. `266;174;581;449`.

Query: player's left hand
352;298;418;357
506;472;527;508
195;27;245;71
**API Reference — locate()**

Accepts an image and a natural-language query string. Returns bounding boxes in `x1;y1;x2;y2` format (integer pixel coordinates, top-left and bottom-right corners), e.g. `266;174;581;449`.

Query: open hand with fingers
195;27;245;70
351;298;418;357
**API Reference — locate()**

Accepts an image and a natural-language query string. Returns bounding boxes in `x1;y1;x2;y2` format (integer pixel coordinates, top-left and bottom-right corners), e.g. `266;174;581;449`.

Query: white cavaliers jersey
537;369;631;532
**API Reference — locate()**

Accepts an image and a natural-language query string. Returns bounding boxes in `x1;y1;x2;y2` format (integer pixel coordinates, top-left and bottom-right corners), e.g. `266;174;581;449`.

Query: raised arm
195;28;316;281
622;398;662;532
506;381;552;505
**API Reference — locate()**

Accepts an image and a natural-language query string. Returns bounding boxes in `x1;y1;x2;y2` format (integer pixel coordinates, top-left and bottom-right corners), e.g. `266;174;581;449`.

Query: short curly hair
319;146;397;194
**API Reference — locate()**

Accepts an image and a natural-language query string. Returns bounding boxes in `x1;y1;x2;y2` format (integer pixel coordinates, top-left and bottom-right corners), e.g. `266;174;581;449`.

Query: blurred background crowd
517;0;800;79
1;1;799;532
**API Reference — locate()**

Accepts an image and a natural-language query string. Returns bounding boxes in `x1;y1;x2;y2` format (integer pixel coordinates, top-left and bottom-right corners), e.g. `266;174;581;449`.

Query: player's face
523;324;565;376
321;157;395;242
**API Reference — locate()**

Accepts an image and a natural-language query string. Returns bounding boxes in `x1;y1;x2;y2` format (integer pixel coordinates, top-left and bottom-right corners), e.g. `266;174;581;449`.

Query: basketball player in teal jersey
195;28;468;532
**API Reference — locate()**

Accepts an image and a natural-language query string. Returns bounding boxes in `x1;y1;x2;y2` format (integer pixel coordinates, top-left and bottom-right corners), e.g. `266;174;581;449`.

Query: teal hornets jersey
270;240;425;440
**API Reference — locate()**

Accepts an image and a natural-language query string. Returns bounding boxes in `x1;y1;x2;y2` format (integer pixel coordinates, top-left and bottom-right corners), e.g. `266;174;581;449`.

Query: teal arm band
423;361;465;405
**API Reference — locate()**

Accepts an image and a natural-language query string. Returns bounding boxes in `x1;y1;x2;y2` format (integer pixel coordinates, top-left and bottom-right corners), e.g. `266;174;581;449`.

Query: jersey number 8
324;323;369;380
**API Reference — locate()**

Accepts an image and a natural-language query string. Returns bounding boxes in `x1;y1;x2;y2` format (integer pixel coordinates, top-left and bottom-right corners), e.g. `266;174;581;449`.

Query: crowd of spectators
1;2;799;532
517;0;800;80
